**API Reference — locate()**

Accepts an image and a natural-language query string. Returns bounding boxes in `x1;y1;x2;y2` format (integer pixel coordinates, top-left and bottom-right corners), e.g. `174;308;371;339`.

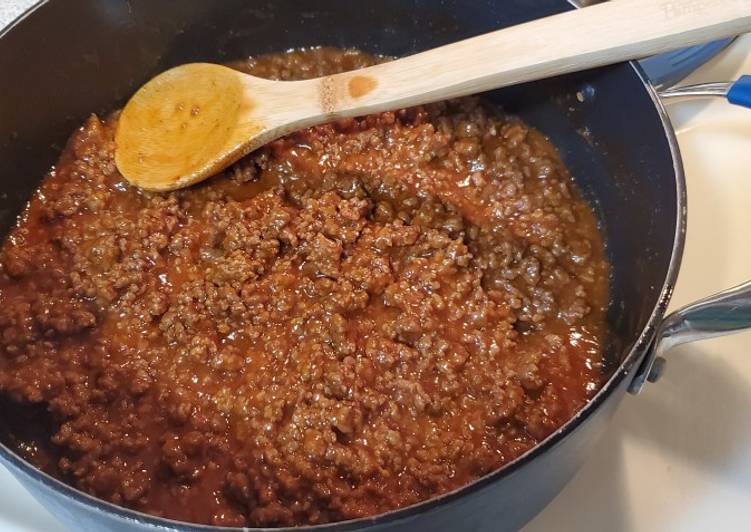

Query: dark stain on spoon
348;75;377;99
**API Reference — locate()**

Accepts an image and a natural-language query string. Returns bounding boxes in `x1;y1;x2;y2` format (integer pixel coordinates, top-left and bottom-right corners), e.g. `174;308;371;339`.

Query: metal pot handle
629;281;751;393
629;81;751;394
629;76;751;394
659;75;751;109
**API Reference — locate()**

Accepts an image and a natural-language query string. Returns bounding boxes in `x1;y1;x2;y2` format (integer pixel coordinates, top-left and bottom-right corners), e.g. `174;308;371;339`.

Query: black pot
1;1;749;531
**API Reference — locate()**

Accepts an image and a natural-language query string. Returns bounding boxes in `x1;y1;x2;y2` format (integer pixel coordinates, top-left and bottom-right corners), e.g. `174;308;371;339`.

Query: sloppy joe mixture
0;48;609;527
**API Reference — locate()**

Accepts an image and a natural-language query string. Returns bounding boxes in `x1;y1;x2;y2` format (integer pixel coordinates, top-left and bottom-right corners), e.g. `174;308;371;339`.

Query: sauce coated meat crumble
0;48;609;527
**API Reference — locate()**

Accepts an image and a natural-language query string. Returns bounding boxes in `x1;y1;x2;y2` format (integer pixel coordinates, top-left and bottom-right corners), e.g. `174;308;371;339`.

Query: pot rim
0;0;686;530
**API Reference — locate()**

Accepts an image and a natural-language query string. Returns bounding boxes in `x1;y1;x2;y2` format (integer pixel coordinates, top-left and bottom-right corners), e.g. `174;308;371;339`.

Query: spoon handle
324;0;751;117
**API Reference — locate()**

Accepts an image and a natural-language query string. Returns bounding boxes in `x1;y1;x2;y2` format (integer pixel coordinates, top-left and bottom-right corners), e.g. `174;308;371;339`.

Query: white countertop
2;3;751;531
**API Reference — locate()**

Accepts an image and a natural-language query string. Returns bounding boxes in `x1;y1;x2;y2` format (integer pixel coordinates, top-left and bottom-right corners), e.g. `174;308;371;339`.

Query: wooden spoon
115;0;751;191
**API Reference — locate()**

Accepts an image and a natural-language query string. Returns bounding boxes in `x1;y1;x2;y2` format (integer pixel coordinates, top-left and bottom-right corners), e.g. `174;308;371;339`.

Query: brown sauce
0;47;609;527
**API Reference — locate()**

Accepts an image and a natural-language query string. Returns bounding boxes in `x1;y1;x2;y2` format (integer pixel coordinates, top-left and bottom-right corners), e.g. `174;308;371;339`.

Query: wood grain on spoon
115;0;751;191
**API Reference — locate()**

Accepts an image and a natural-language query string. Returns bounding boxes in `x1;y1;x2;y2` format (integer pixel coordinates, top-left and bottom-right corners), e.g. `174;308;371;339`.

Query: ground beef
0;48;609;527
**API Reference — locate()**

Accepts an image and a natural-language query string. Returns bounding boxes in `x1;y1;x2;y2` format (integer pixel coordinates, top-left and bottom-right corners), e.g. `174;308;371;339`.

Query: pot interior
0;0;679;525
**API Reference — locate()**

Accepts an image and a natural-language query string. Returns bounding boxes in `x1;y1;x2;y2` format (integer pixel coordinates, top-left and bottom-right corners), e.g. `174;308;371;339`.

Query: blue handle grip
728;75;751;110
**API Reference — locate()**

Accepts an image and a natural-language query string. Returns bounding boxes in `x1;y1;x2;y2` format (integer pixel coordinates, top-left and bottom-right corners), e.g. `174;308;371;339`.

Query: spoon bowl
116;64;279;191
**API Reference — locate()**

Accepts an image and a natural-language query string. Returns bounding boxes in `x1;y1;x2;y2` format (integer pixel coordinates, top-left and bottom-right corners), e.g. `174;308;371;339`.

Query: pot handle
659;76;751;110
629;280;751;394
628;78;751;394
